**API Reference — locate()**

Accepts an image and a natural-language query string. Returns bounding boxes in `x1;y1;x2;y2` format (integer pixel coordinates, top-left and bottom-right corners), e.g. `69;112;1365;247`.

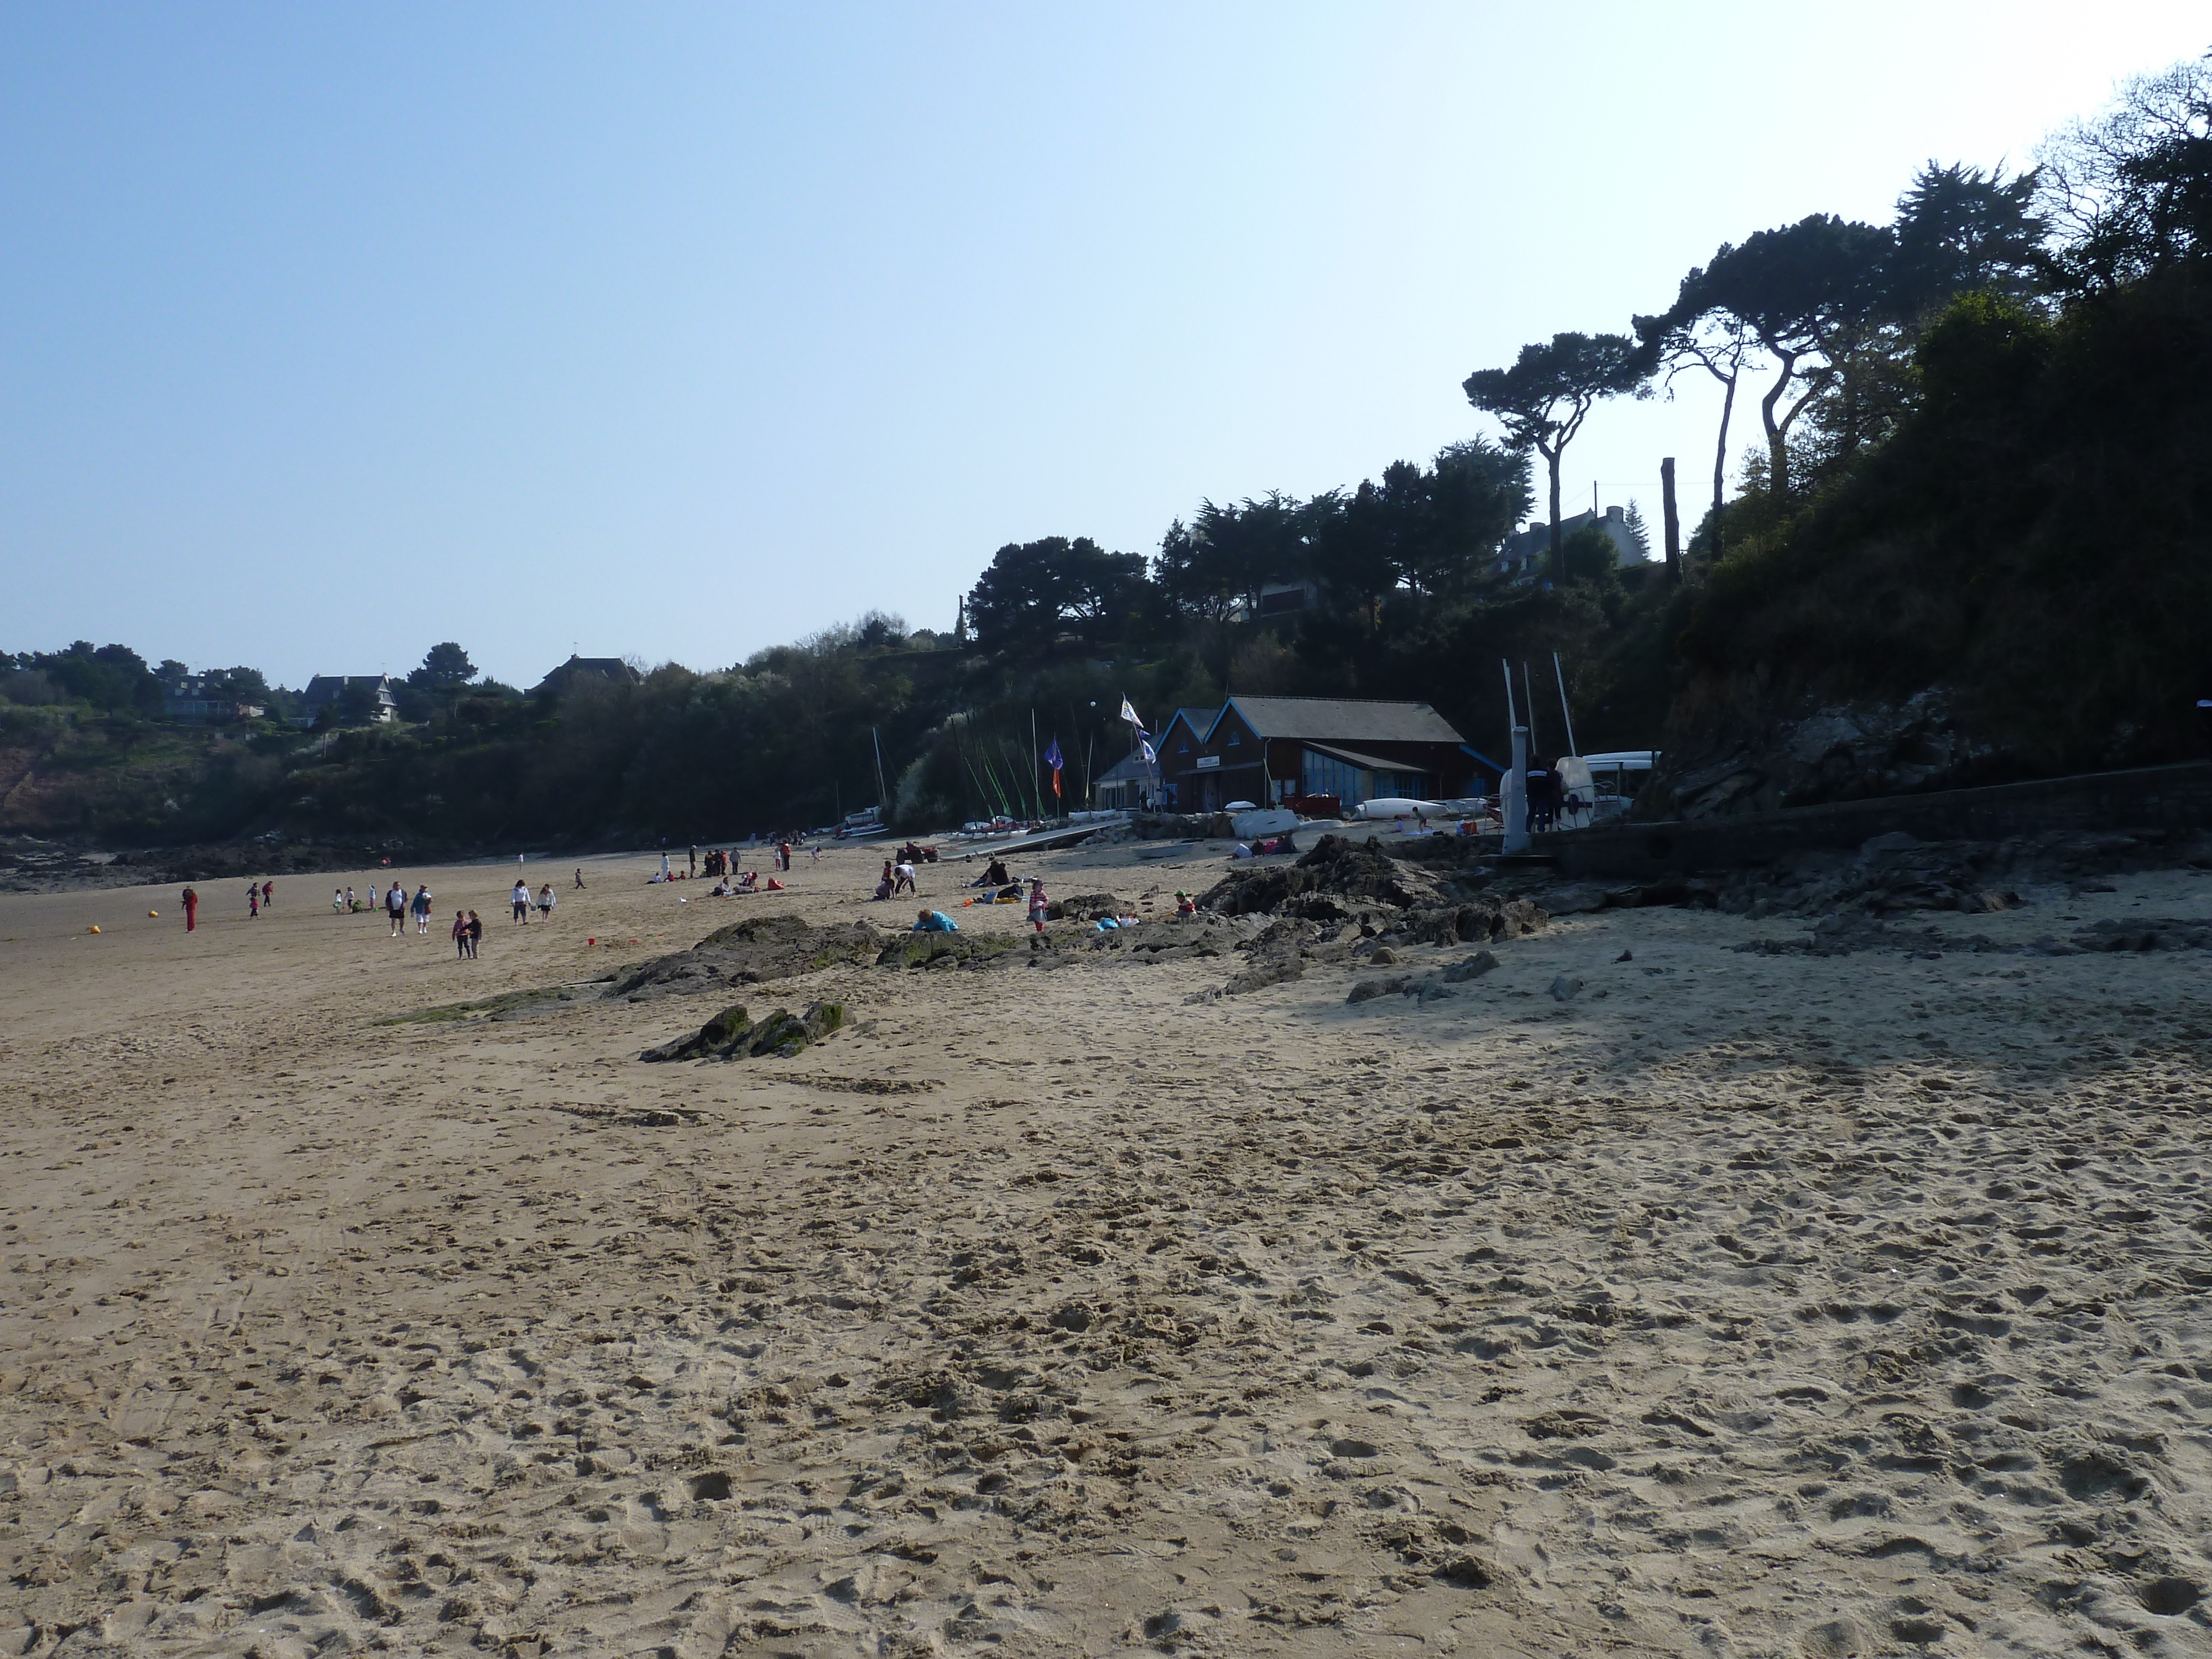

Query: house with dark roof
1495;505;1645;582
1159;695;1473;813
532;655;643;695
298;674;397;726
1093;747;1153;811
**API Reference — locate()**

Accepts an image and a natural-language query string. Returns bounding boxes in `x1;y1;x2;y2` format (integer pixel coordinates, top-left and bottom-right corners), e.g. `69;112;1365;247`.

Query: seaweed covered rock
743;1000;847;1057
1045;892;1129;922
640;999;845;1062
874;929;1029;969
611;916;884;1003
1200;834;1439;918
640;1001;755;1061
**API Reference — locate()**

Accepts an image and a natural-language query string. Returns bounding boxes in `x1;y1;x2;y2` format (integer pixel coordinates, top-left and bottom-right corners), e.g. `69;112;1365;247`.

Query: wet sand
3;842;2210;1657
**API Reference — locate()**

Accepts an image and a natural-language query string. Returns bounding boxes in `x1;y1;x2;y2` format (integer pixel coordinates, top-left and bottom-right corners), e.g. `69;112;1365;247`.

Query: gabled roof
1156;706;1215;748
1095;749;1154;783
1209;696;1465;746
533;655;643;693
1160;705;1214;735
301;674;395;706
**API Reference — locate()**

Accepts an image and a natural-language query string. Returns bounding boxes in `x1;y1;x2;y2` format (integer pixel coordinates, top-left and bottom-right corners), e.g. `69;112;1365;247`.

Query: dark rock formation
640;999;845;1062
611;915;883;1002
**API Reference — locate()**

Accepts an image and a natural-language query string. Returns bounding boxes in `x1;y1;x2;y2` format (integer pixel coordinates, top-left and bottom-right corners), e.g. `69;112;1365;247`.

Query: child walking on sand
452;910;470;959
1027;877;1048;933
467;910;483;955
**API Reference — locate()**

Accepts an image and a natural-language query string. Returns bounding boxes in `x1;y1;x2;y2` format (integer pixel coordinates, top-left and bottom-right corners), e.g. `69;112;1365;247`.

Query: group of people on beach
910;874;1050;934
509;879;556;922
872;857;919;901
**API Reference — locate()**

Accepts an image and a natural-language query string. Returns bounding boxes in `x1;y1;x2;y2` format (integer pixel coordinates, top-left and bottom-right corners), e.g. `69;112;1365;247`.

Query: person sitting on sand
737;870;758;892
912;909;958;932
874;874;894;900
1175;890;1197;916
981;857;1012;888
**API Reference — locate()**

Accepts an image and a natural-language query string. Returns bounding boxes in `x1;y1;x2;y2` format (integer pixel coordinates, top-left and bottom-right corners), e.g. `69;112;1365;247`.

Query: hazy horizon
6;4;2206;688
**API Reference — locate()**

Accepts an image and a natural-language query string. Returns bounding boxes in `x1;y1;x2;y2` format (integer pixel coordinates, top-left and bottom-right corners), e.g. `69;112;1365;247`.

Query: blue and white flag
1119;697;1146;733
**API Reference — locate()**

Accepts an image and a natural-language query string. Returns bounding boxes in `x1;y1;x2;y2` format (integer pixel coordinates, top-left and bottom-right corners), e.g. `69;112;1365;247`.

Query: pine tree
1623;500;1653;562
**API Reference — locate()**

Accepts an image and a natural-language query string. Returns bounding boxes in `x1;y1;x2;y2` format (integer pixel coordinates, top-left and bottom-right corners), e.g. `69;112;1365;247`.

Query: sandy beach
3;838;2209;1658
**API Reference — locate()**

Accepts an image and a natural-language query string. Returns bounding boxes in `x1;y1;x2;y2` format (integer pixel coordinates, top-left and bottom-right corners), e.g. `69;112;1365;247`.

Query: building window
1299;752;1430;806
1301;750;1367;806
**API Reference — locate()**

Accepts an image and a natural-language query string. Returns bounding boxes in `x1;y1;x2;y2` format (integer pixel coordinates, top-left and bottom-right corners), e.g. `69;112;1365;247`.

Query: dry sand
3;839;2210;1658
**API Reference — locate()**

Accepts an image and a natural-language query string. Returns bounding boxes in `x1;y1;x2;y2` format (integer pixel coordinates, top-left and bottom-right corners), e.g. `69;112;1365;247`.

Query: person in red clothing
181;886;199;932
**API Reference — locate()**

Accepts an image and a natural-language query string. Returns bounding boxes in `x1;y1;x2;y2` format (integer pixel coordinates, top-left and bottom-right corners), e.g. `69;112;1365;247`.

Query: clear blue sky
4;4;2204;688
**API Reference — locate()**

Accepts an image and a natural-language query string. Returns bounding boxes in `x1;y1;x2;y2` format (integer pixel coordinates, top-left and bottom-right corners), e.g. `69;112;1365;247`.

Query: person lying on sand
912;909;958;932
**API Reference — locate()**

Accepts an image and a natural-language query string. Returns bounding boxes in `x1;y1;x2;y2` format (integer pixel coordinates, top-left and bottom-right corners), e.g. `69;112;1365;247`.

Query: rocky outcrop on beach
1199;832;1438;916
639;998;847;1062
1174;835;1548;999
609;913;885;1001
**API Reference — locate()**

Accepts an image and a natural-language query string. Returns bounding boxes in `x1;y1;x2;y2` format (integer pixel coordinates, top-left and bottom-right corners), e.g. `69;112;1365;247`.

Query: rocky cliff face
1639;690;2002;820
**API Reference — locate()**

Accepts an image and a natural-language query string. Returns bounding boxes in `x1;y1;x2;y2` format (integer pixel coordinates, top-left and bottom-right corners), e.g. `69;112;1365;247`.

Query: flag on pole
1140;739;1156;765
1044;737;1063;799
1119;696;1146;733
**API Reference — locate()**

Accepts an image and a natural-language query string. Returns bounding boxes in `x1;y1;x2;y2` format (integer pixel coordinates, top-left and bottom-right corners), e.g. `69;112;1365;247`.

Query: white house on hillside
1495;504;1645;582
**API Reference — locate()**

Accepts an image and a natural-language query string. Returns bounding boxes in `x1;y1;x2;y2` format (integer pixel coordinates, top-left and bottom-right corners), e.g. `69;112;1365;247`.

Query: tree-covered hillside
9;54;2209;847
